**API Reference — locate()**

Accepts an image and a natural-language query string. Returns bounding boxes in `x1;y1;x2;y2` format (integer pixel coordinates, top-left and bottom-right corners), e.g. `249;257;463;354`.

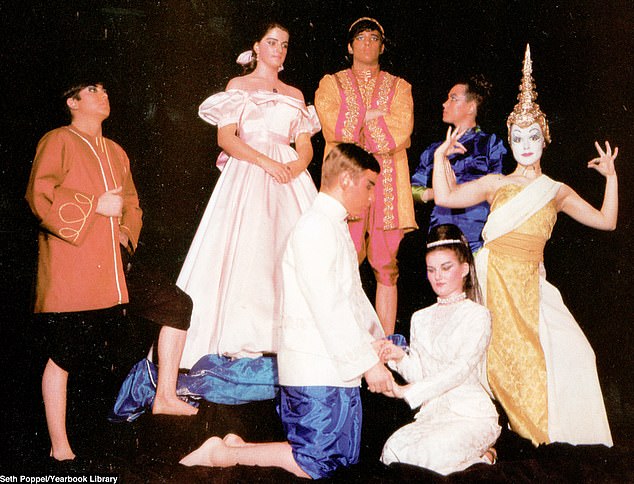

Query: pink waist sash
216;132;291;169
240;131;290;147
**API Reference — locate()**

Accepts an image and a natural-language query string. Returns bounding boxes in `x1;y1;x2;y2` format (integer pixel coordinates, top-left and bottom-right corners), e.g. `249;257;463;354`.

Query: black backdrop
1;0;633;462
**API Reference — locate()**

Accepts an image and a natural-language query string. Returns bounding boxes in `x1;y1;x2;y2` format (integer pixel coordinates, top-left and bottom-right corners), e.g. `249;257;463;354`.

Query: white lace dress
381;298;500;475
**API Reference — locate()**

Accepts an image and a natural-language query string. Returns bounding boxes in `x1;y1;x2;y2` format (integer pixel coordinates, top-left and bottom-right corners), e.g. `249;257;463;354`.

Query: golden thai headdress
507;44;551;145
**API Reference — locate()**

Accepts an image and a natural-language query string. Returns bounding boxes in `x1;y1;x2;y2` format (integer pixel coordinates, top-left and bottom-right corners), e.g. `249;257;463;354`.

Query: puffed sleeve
198;90;247;127
291;105;322;142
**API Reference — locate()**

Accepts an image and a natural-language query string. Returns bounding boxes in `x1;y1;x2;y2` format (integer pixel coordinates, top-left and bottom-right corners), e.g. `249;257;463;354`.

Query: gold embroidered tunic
315;69;416;232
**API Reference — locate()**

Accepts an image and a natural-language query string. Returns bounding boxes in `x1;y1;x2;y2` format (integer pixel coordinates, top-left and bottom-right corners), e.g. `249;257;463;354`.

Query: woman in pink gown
177;23;320;367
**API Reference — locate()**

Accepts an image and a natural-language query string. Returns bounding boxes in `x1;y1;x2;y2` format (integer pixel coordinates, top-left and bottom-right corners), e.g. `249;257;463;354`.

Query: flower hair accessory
236;50;253;66
426;239;463;249
236;49;284;72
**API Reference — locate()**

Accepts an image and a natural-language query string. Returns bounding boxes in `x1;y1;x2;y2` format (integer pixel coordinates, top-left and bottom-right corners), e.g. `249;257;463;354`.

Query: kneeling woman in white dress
378;224;500;476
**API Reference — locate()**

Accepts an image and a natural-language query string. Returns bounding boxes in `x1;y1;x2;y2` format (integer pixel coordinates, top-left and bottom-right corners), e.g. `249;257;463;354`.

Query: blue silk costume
109;334;408;426
109;356;279;422
412;128;506;251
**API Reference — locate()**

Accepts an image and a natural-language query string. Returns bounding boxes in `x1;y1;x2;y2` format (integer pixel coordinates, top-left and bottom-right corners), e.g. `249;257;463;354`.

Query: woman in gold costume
431;45;616;447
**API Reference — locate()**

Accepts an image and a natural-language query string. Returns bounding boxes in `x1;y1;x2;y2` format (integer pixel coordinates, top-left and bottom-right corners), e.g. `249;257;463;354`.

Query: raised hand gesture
433;126;467;163
587;140;618;178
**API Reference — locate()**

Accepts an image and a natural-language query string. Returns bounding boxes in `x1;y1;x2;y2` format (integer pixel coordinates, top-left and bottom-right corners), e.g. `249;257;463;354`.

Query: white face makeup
510;123;544;167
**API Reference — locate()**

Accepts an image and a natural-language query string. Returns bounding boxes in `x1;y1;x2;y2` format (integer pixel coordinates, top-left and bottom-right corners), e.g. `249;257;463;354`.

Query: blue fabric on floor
109;355;278;422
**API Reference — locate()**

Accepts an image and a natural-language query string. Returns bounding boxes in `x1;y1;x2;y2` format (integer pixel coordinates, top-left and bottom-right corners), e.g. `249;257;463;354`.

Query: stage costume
110;355;278;422
124;243;192;331
412;128;505;251
475;176;612;446
381;298;500;475
277;192;384;478
177;89;320;366
315;69;416;285
26;126;142;313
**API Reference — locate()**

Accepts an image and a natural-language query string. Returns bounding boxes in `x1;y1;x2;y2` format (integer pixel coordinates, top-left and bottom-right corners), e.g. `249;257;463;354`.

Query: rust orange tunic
26;126;142;313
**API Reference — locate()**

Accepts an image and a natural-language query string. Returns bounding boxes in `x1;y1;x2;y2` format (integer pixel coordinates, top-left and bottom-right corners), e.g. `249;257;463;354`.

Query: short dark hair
321;143;380;189
62;81;104;118
347;18;384;47
62;81;103;101
454;74;492;111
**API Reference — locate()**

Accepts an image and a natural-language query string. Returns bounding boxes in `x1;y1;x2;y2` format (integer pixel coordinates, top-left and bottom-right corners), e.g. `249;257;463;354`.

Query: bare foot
50;447;76;461
180;437;226;467
223;433;247;447
152;395;198;416
482;447;497;464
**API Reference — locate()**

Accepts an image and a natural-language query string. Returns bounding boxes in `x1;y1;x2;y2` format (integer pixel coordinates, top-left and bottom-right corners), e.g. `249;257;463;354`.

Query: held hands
96;186;123;217
373;339;406;363
364;361;395;394
434;126;467;162
382;382;409;399
588;141;618;178
258;156;292;184
368;340;408;398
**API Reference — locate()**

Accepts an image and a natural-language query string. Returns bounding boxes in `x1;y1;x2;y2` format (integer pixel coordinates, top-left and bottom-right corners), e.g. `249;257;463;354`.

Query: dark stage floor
3;311;634;483
2;230;634;483
6;392;634;483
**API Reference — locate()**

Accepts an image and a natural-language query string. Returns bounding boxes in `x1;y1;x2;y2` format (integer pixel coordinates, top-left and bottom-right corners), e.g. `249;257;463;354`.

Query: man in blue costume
411;75;506;251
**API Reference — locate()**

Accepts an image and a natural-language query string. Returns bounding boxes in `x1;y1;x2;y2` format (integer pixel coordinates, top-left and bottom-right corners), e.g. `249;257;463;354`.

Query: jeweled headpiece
426;239;464;249
507;44;551;145
348;17;384;36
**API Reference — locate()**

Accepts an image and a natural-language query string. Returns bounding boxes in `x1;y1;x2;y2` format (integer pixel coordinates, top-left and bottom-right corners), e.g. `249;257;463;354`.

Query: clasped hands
260;157;304;184
364;339;411;399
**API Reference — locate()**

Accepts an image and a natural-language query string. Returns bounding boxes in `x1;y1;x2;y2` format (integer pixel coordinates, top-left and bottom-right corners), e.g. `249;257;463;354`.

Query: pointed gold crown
507;44;551;144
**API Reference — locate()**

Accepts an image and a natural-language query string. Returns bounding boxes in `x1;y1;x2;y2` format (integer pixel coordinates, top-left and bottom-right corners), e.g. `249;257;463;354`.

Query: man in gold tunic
315;17;416;335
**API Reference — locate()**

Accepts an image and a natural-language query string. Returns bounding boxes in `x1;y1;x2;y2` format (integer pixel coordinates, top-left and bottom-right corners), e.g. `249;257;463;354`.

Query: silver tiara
426;239;463;249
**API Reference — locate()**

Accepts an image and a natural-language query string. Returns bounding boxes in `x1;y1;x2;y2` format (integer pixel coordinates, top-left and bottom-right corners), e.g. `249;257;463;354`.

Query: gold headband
507;44;551;144
348;17;385;36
